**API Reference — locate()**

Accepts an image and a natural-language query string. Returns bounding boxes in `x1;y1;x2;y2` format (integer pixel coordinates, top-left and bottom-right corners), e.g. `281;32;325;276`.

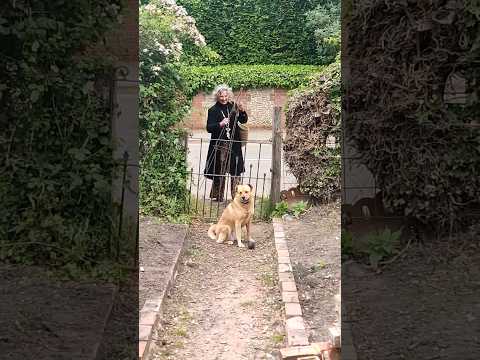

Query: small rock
140;266;145;272
282;214;294;221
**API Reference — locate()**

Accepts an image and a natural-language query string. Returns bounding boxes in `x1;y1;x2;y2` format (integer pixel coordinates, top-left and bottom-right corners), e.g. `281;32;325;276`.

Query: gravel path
151;222;285;360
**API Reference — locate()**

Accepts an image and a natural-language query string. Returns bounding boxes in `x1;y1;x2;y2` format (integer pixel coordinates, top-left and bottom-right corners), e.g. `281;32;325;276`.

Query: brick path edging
272;218;340;360
138;226;189;360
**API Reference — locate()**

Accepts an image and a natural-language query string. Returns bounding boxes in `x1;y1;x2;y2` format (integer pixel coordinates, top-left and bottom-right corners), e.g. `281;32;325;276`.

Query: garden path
150;222;285;360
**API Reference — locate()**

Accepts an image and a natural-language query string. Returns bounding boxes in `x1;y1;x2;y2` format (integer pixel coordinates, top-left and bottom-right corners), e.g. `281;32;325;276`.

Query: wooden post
271;107;282;204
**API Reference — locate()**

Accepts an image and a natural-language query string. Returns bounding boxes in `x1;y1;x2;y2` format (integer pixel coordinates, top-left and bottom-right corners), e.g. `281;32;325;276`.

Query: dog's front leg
227;231;235;245
246;220;254;243
235;221;245;248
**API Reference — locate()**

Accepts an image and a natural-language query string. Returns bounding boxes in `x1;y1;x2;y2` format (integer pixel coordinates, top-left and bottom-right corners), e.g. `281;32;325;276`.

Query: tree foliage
306;0;341;64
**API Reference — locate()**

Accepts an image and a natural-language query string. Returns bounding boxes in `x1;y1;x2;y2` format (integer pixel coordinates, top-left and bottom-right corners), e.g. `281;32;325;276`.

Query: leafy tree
306;0;341;64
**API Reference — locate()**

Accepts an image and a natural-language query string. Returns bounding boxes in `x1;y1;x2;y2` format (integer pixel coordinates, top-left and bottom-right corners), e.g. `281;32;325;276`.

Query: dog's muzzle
240;197;250;204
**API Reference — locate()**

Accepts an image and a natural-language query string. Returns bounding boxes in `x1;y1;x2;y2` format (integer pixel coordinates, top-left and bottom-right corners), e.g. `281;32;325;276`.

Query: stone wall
183;88;289;130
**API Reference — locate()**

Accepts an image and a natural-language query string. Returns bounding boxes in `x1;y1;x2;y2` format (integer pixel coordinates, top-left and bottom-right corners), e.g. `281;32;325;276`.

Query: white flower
140;0;208;63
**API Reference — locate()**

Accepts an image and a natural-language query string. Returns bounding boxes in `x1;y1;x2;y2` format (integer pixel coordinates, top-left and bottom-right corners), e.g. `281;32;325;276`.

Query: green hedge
180;64;323;97
177;0;319;65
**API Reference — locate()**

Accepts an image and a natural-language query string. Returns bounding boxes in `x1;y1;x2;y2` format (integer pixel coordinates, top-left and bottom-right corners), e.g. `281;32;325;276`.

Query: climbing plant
0;1;124;268
177;0;320;65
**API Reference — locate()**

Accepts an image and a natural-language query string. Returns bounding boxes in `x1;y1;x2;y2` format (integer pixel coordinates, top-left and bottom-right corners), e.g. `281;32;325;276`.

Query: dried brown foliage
344;0;480;227
284;62;341;202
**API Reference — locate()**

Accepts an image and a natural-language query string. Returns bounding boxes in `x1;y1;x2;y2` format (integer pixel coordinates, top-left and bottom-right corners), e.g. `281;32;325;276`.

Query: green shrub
306;1;341;64
341;231;354;261
180;64;323;97
283;59;341;201
0;1;124;267
292;201;308;217
271;201;289;218
270;200;309;219
364;228;402;269
139;0;207;220
345;2;480;227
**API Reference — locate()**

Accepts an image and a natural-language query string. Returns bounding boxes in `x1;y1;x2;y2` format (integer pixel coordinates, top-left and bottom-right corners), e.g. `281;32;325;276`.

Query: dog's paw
226;240;234;245
216;238;223;244
238;241;246;248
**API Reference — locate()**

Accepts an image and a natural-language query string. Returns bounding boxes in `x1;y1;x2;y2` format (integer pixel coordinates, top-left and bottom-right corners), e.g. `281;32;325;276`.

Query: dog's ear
247;183;253;190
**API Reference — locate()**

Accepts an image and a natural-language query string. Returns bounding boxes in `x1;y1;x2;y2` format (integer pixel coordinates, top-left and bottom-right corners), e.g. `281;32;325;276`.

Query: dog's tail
207;224;217;240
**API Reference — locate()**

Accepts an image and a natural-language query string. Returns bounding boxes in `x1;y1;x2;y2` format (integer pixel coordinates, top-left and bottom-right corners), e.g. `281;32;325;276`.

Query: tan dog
208;184;255;248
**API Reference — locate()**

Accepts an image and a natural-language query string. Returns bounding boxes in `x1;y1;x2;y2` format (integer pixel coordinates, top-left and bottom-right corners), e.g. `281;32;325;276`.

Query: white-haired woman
203;84;248;201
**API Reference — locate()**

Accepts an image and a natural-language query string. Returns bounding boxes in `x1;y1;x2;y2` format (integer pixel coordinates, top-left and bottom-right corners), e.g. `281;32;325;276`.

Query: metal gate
185;137;274;221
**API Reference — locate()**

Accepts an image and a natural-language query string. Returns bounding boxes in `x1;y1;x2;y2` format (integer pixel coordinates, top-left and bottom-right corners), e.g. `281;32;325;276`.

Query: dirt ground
151;222;285;360
0;265;115;360
95;272;138;360
282;202;341;343
343;221;480;359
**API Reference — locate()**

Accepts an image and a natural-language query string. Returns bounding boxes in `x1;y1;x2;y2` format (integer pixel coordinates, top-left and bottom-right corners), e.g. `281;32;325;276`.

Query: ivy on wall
180;64;323;96
0;1;124;268
177;0;320;65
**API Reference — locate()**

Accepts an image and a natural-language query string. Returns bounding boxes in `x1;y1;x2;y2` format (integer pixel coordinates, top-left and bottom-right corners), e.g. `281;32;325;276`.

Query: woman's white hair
212;84;233;101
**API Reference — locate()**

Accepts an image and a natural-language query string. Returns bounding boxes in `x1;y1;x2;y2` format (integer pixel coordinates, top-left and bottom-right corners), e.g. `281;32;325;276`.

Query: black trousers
209;145;240;201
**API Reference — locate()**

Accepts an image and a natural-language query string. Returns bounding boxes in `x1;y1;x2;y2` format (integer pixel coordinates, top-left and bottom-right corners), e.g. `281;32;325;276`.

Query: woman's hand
220;118;229;127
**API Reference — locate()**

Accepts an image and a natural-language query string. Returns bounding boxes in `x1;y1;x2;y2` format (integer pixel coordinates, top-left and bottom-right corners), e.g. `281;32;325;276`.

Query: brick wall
182;88;289;130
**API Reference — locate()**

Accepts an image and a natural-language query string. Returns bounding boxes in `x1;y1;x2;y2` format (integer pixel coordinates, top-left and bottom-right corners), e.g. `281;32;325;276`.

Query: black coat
204;101;248;179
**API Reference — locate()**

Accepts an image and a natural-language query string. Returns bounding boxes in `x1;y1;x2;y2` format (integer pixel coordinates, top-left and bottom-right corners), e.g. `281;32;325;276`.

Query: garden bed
282;202;341;343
